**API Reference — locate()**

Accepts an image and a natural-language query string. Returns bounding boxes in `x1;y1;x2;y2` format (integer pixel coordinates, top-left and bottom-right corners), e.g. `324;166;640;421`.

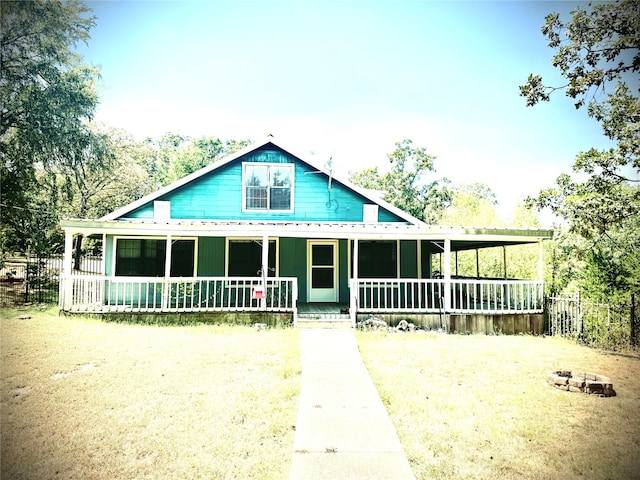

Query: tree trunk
73;234;83;271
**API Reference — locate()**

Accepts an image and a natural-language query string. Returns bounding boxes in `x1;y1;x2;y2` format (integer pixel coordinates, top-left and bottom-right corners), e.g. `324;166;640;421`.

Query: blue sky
76;0;611;223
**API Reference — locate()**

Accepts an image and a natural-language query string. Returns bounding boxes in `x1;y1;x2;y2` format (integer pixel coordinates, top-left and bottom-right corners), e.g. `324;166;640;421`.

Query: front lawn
357;331;640;480
1;308;301;480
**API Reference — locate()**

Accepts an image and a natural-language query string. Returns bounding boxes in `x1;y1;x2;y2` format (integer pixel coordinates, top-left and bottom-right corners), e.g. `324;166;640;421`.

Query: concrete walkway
289;329;415;480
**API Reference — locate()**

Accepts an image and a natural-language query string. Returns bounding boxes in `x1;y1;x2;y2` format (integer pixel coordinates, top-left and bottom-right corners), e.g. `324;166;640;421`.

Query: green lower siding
338;239;349;303
279;237;307;302
198;237;225;276
400;240;418;278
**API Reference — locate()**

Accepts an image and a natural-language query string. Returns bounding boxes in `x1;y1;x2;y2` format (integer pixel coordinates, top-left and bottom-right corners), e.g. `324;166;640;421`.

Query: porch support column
261;234;269;309
443;238;451;312
350;238;359;328
61;231;74;310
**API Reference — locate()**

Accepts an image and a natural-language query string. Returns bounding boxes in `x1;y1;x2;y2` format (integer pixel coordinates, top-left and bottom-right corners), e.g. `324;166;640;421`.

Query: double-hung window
243;163;293;212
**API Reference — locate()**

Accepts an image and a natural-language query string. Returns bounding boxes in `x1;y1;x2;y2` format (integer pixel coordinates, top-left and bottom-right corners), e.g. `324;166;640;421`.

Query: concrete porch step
296;315;353;329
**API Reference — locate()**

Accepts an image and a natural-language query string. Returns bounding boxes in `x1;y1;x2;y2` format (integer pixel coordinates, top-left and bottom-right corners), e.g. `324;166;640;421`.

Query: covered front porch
59;219;551;331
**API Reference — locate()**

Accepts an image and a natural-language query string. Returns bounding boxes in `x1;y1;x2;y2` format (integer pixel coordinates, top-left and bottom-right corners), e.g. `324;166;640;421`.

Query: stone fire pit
546;370;616;397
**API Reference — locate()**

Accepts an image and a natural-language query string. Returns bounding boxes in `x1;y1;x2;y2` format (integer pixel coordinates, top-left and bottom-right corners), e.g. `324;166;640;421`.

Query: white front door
307;240;338;302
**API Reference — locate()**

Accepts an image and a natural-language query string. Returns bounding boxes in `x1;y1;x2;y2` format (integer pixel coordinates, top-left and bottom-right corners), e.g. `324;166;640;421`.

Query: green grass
5;307;639;480
1;307;301;480
357;330;640;480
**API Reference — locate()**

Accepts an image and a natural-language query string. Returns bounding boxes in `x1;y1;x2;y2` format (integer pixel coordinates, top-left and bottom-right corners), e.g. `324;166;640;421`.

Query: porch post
443;238;451;312
61;231;74;310
350;238;359;327
261;234;268;309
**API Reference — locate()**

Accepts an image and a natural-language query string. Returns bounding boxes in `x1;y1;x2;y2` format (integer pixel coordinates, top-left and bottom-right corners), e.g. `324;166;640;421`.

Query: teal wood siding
279;237;307;302
197;237;225;276
400;240;418;278
122;147;406;223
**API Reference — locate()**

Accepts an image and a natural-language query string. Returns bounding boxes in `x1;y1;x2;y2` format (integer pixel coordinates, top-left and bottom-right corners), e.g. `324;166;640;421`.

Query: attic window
243;163;293;212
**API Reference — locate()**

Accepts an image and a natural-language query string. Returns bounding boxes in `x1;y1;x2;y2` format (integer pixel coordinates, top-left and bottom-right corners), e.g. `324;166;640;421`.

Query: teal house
60;138;552;332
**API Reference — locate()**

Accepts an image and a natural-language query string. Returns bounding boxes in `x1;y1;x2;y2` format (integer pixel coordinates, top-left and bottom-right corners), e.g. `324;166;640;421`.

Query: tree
149;134;251;187
1;0;99;254
349;139;452;223
520;0;639;238
438;183;502;228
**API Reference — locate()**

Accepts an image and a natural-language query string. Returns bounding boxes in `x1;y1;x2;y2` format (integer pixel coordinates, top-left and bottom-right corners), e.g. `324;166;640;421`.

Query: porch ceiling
60;219;553;245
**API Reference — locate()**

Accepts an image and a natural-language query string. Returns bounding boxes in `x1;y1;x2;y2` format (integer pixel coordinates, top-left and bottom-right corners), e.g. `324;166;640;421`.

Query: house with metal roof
59;137;552;332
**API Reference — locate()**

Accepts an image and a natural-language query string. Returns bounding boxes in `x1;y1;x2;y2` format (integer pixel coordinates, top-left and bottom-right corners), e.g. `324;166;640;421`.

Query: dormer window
243;163;294;212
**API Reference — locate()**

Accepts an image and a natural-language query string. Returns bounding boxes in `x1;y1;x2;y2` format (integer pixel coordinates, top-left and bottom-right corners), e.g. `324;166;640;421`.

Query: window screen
115;239;195;277
357;241;398;278
115;239;166;276
227;240;276;277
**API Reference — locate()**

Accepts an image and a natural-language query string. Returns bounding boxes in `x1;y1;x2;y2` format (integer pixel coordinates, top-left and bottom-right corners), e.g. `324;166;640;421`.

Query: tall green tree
149;134;251;187
520;0;639;238
0;0;99;254
438;183;502;228
349;139;452;223
521;0;640;306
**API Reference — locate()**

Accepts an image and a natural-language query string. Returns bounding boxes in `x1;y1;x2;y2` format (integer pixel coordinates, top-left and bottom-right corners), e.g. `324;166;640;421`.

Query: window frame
112;236;198;277
225;237;279;277
351;240;400;279
242;162;294;213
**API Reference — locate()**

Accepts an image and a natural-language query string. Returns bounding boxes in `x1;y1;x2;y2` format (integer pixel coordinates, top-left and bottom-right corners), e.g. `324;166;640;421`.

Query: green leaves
148;134;251;187
349;139;452;223
522;0;639;247
0;0;98;254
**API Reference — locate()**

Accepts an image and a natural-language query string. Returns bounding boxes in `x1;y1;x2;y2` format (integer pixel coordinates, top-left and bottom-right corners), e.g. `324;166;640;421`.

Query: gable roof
100;136;426;226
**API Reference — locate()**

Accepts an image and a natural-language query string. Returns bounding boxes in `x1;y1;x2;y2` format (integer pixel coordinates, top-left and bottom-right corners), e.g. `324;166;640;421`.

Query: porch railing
60;275;298;314
352;278;544;314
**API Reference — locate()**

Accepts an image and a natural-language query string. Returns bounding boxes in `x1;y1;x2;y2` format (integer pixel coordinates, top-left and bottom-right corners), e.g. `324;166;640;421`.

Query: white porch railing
60;275;542;317
60;275;298;314
351;278;544;314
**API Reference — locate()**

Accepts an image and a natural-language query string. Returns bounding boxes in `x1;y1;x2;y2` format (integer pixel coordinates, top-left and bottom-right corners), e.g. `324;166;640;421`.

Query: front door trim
307;240;339;302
